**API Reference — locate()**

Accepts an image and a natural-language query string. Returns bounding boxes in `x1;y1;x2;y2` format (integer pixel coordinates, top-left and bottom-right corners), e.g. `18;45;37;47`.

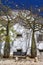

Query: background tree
16;10;43;58
23;13;43;58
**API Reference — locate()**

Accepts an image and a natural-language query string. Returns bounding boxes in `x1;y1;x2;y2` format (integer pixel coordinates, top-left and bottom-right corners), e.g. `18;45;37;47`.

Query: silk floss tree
0;5;11;58
18;11;43;58
26;16;43;58
0;3;18;58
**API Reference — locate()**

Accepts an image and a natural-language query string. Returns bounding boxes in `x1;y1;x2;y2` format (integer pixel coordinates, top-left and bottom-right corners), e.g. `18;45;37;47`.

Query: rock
34;57;39;62
26;56;29;60
15;57;19;61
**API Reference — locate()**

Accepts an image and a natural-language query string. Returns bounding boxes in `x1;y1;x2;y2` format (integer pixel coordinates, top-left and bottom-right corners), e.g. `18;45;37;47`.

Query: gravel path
0;58;43;65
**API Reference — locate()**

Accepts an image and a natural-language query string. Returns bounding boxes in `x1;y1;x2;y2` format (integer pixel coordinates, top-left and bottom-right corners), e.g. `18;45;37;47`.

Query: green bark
4;21;10;58
31;31;37;58
4;36;10;58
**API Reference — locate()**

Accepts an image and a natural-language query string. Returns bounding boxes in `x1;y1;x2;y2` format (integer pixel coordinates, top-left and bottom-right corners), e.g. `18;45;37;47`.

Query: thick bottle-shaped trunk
31;31;37;58
4;23;10;58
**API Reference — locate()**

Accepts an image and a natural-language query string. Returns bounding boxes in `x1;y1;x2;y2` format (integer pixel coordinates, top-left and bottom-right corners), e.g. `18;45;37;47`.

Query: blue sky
1;0;43;16
1;0;43;9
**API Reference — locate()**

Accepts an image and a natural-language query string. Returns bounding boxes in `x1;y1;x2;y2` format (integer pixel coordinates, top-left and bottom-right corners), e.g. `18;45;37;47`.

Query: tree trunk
4;22;10;58
31;31;37;58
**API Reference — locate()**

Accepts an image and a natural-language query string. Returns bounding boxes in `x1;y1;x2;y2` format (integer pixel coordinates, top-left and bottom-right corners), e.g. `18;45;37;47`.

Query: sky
1;0;43;16
1;0;43;9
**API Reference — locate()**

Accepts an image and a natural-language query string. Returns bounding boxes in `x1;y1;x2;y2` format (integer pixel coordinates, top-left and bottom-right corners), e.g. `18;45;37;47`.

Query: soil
0;57;43;65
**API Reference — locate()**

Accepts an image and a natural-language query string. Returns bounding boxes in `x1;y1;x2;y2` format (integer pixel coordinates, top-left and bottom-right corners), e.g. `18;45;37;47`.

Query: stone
34;57;39;62
15;57;19;61
26;56;29;60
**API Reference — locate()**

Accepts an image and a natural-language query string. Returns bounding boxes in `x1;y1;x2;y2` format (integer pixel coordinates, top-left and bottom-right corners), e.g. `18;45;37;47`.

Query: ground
0;57;43;65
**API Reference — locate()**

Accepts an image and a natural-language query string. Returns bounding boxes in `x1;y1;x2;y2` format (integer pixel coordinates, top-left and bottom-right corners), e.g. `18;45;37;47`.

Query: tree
15;10;43;58
23;12;43;58
0;2;18;57
0;5;10;57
